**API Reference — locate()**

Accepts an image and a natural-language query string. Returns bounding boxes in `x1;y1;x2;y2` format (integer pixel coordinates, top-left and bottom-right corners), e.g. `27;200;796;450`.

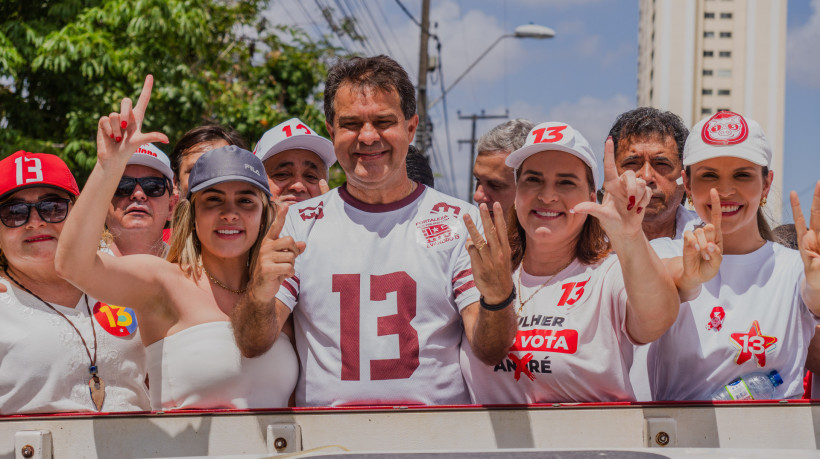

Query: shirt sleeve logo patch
706;306;725;331
298;201;324;221
93;302;138;337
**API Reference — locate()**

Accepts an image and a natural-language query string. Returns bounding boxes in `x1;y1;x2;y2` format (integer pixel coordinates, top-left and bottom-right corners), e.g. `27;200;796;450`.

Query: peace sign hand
246;203;306;306
680;188;723;289
572;137;651;242
791;181;820;296
463;202;514;304
96;75;168;168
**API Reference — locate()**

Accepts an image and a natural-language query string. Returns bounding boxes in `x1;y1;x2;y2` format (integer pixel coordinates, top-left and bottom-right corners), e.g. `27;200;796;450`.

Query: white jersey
461;255;636;403
674;204;701;239
277;184;480;406
648;239;817;400
0;278;150;414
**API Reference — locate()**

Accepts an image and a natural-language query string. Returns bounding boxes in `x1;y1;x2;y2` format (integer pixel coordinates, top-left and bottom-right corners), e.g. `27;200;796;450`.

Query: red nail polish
110;134;114;139
636;207;643;214
121;121;127;129
627;196;635;211
115;136;122;142
607;135;613;141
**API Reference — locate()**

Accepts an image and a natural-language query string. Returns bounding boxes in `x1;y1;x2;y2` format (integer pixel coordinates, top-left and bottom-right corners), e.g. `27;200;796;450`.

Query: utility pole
416;0;431;156
458;109;509;202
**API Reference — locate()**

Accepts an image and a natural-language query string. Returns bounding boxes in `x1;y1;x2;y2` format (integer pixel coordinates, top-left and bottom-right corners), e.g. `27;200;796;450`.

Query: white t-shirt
648;239;817;400
146;321;297;410
461;255;636;403
277;184;480;406
629;208;700;401
0;278;150;414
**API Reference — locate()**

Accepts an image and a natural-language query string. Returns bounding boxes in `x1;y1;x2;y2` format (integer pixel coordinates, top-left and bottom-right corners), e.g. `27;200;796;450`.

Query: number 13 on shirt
332;272;420;381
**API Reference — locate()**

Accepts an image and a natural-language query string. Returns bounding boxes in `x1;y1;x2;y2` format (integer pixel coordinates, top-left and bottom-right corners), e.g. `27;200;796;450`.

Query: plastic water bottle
711;370;783;401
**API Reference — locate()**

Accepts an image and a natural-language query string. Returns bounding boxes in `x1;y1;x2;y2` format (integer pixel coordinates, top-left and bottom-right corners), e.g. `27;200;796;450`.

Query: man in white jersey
105;143;176;257
608;107;699;401
232;55;517;406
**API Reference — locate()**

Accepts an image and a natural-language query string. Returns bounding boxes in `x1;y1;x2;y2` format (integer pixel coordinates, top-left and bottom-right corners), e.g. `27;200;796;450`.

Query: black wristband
479;286;516;311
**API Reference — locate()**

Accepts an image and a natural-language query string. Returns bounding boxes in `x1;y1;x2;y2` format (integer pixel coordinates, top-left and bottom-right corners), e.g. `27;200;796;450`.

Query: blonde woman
56;76;299;409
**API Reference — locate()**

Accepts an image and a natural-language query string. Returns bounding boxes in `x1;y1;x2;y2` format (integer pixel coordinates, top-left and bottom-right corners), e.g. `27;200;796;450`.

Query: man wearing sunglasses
105;143;176;257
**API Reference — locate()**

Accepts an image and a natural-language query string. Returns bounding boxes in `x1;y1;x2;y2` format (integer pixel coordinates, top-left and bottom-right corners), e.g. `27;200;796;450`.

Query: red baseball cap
0;151;80;199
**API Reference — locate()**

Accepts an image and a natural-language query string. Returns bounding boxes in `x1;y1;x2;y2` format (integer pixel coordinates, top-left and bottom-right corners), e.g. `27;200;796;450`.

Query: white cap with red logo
683;111;772;168
253;118;336;171
506;121;601;188
128;143;174;181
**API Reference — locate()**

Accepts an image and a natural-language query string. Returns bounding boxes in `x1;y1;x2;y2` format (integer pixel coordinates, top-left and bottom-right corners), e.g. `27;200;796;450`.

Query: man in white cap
105;143;176;257
253;118;335;205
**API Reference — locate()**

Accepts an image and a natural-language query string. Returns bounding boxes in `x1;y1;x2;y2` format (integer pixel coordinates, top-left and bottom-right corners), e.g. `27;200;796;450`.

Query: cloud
787;0;820;88
511;0;609;8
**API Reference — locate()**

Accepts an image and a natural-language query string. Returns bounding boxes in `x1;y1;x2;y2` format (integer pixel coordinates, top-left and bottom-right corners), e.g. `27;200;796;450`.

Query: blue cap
187;145;271;199
768;370;783;387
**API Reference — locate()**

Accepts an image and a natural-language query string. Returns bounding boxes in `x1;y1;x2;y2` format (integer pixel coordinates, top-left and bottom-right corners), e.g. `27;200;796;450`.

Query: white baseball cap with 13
505;121;602;189
253;118;336;173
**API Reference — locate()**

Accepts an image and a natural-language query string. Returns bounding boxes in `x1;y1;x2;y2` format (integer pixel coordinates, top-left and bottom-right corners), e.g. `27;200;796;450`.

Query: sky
266;0;820;224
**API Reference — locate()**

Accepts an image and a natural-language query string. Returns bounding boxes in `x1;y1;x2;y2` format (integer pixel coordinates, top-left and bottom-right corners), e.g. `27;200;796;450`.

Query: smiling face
0;187;73;272
514;151;596;247
615;135;684;224
473;151;516;219
683;156;773;240
193;181;264;260
106;165;174;239
326;83;418;196
263;149;327;205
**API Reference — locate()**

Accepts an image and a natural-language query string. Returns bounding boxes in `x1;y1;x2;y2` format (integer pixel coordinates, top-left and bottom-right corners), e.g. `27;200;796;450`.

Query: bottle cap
769;370;783;387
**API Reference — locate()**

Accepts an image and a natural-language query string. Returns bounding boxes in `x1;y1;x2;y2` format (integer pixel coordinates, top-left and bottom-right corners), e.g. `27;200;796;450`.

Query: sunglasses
0;198;71;228
115;176;170;198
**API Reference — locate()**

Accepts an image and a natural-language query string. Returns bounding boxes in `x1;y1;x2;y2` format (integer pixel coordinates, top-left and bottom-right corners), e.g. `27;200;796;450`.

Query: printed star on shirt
730;320;777;367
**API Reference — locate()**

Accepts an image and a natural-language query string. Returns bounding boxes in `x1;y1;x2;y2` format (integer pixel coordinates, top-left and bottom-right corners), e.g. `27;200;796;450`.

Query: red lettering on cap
701;111;748;145
136;147;158;157
532;125;567;144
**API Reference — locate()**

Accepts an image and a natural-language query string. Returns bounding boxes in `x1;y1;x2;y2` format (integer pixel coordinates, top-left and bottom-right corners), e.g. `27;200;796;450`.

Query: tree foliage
0;0;346;185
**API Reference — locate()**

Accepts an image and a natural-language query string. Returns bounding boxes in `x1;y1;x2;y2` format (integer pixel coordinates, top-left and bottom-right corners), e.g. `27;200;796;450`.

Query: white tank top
146;321;297;409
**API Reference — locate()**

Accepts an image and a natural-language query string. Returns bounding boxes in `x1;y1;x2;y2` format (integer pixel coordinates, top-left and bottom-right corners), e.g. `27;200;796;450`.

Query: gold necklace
203;267;247;294
516;257;575;316
5;270;106;411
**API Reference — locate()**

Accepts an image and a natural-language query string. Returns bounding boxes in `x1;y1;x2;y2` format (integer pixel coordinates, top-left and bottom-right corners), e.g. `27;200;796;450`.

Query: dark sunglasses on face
115;176;170;198
0;198;71;228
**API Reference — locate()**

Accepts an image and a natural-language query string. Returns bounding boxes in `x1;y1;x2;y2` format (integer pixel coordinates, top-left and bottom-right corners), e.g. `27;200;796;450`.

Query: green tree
0;0;345;185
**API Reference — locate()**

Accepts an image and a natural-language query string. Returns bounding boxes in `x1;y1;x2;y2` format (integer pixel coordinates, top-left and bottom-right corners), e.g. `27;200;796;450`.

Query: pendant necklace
5;270;105;411
516;257;575;316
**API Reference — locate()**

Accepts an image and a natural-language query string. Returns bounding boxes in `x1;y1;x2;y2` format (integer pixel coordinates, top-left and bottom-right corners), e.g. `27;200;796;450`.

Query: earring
687;196;693;207
760;196;767;207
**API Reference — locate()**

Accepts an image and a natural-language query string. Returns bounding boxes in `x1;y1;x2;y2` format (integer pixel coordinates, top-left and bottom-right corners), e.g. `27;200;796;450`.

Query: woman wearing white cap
648;111;820;400
460;121;718;403
55;76;299;410
0;151;149;414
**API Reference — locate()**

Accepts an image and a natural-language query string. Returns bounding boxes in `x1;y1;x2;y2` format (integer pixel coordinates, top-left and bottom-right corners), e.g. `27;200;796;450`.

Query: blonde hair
167;188;274;281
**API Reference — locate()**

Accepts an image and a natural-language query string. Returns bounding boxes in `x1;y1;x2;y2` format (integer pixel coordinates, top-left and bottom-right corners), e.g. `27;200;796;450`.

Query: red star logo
730;320;777;366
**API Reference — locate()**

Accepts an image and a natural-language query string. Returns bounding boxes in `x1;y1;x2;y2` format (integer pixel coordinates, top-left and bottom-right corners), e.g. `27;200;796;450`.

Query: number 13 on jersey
332;272;420;381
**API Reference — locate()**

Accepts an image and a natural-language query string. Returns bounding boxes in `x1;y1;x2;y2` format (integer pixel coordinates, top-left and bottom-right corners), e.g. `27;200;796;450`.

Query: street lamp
427;24;555;109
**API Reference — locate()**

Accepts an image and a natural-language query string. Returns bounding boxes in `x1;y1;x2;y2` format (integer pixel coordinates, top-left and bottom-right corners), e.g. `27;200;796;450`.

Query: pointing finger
791;190;808;257
602;137;618;185
319;179;330;195
267;202;289;240
809;180;820;231
133;74;154;127
709;188;722;241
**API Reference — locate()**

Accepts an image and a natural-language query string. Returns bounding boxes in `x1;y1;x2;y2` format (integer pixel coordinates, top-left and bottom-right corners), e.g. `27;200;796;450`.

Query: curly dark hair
324;55;416;125
608;107;688;163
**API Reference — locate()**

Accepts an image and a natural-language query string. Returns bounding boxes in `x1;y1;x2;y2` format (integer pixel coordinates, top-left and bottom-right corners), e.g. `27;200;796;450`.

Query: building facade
638;0;787;220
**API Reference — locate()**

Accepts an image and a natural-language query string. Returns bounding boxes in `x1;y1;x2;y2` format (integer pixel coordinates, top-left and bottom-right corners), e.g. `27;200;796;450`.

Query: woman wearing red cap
55;76;300;410
648;111;820;401
0;151;150;414
460;121;719;403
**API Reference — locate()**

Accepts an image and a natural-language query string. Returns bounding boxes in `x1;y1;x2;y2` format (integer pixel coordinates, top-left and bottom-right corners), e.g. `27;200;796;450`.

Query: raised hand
463;202;514;304
680;188;723;289
791;181;820;295
246;204;306;305
572;137;651;242
96;75;168;167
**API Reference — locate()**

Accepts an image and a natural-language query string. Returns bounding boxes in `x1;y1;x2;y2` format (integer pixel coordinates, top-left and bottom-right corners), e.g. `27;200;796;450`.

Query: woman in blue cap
56;76;300;410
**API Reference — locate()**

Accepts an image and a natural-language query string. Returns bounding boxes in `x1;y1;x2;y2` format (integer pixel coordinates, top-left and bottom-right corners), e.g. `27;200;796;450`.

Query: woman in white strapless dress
56;76;299;410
